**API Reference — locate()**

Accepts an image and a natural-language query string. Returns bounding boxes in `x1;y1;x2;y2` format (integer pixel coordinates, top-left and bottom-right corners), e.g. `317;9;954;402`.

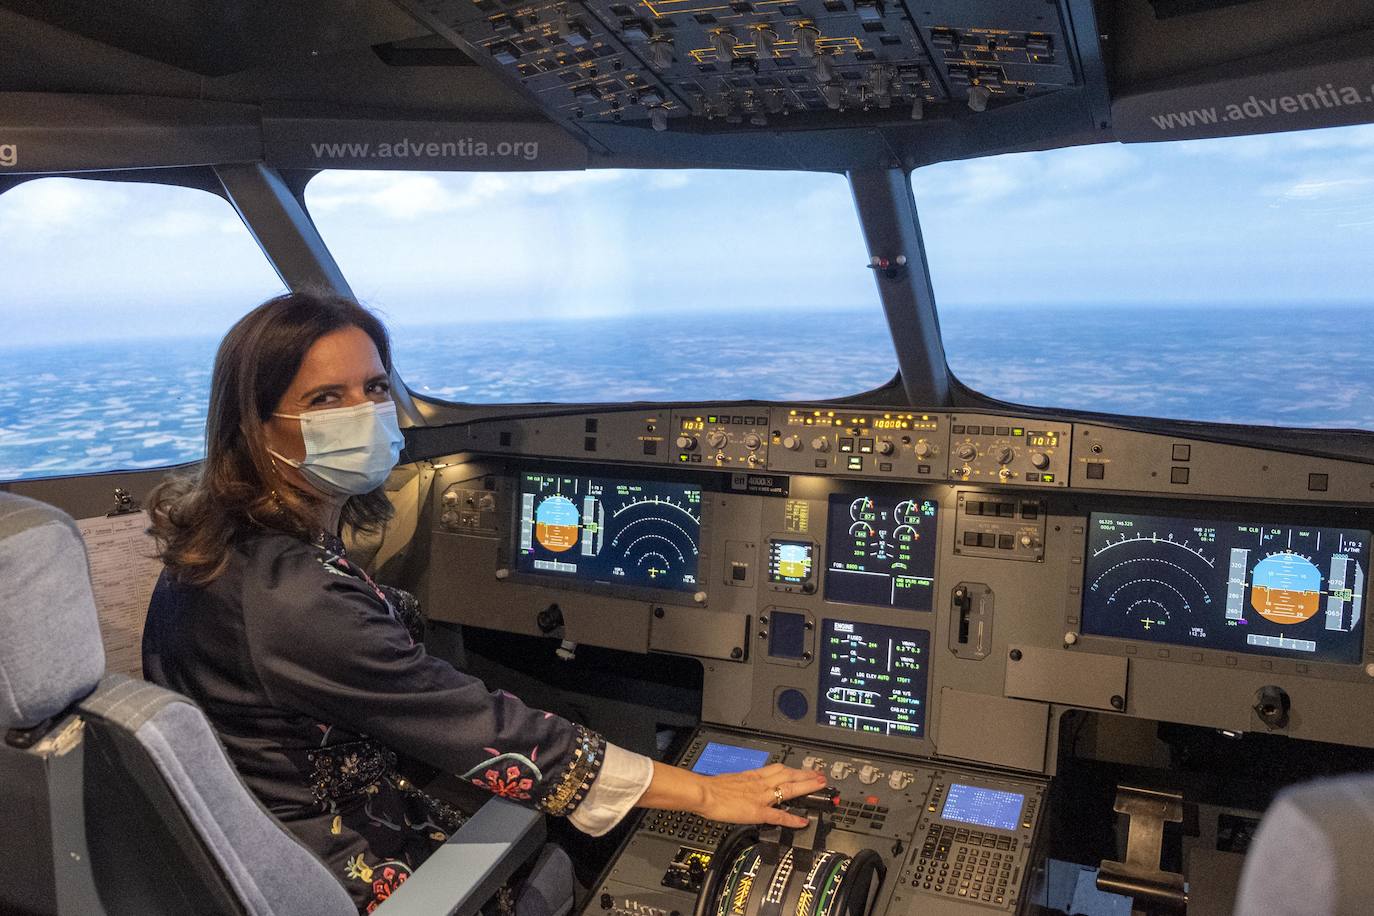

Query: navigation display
825;493;938;611
818;619;929;738
1083;512;1369;663
516;473;701;592
691;742;770;776
941;784;1024;832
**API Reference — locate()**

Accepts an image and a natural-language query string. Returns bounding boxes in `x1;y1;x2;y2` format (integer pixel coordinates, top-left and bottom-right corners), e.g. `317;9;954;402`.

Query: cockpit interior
4;1;1374;914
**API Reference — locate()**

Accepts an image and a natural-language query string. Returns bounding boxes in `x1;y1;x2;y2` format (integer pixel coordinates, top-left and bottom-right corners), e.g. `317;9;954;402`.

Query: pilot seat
0;491;573;916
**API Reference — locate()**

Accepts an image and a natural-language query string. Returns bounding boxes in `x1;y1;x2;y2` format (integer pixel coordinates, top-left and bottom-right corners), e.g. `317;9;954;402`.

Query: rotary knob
811;437;831;453
676;435;697;450
782;435;802;451
743;433;762;451
877;439;895;456
858;764;884;785
888;770;914;791
1030;451;1050;470
913;440;932;459
956;444;977;461
802;756;826;773
829;761;855;780
996;446;1014;465
707;431;728;450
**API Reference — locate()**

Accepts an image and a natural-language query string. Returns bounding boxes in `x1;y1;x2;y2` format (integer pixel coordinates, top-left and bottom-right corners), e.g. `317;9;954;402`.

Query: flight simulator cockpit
4;0;1374;914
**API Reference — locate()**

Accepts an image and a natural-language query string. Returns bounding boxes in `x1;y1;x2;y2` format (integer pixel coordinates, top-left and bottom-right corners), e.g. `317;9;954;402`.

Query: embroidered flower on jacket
462;747;543;800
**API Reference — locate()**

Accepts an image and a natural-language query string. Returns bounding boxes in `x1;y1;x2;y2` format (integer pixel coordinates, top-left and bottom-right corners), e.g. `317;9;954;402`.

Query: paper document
76;510;163;678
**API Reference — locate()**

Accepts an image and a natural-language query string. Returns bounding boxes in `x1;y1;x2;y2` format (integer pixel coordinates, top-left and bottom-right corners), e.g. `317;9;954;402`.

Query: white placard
76;510;164;678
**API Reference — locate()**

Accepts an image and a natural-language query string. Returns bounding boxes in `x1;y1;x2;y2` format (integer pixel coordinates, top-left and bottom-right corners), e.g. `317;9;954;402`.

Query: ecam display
825;493;938;611
817;619;930;738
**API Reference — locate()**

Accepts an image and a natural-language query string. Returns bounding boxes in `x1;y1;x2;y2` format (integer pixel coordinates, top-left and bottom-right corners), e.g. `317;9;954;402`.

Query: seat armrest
377;798;547;916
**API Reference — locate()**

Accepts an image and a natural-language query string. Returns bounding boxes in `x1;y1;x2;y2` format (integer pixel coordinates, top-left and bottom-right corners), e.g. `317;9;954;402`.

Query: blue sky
2;122;1374;348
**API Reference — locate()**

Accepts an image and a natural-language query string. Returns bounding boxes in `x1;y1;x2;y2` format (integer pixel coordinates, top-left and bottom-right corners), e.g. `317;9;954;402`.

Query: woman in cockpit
141;290;825;913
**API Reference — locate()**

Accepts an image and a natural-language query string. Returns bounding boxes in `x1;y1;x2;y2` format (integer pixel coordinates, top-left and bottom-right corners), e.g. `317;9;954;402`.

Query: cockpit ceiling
2;0;1374;168
0;0;429;77
397;0;1082;135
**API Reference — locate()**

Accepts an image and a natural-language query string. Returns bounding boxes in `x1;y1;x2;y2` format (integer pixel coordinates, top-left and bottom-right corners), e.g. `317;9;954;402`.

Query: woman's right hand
695;763;829;828
638;760;827;828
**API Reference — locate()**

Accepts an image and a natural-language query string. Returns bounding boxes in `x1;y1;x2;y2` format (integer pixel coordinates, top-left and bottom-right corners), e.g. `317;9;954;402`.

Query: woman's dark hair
149;290;397;584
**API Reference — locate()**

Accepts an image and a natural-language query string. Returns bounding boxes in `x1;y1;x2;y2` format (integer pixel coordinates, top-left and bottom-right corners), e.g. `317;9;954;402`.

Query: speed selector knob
956;444;977;461
782;435;802;451
706;431;729;450
913;440;932;459
996;446;1014;465
743;433;762;450
1030;451;1050;470
811;437;832;453
877;439;895;456
676;435;697;450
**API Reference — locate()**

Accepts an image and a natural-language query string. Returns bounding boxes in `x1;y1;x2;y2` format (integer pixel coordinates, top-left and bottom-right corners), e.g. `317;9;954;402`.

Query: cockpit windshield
914;123;1374;430
304;169;897;404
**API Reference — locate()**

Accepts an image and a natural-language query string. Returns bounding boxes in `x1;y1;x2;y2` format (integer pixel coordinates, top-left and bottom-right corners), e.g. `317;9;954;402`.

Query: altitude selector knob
877;440;895;456
811;437;832;453
996;446;1014;465
707;431;729;450
676;435;697;451
956;444;977;461
1030;451;1050;470
782;435;803;451
914;440;932;459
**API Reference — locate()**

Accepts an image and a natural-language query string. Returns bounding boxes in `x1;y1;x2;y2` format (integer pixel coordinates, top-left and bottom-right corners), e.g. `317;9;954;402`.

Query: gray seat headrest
0;492;106;730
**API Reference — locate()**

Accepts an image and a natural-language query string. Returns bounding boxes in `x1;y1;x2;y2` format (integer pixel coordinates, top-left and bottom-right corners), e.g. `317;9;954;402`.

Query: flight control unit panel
420;402;1374;915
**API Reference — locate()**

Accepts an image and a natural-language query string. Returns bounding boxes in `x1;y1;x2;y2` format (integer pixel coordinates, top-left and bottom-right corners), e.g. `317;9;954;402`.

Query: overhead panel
404;0;1080;132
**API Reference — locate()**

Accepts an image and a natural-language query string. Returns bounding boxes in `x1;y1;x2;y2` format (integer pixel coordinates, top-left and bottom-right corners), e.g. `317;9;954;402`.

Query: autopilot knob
996;446;1014;465
782;435;803;451
914;439;932;459
877;439;895;456
1029;451;1050;470
676;435;697;451
743;433;762;451
811;436;832;453
707;431;729;450
956;444;977;461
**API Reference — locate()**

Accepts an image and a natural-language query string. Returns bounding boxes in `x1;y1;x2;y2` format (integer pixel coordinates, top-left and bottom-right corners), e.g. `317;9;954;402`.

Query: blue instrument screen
691;742;770;776
941;784;1025;831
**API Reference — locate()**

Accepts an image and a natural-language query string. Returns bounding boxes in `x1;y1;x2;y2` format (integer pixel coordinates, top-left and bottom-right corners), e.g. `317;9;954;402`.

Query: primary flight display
516;473;701;592
1082;512;1369;663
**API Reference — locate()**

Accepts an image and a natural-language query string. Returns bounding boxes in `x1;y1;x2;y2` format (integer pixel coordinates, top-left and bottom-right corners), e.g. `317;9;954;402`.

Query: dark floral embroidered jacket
143;532;606;913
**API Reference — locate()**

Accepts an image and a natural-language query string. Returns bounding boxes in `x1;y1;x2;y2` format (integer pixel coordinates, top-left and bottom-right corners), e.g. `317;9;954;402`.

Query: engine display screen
818;619;929;738
516;473;701;592
691;742;771;776
825;493;938;610
1083;512;1369;663
769;539;815;585
941;784;1025;832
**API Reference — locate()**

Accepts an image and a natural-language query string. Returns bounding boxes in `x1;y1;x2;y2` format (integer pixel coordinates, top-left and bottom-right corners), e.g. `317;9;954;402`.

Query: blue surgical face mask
268;400;403;498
